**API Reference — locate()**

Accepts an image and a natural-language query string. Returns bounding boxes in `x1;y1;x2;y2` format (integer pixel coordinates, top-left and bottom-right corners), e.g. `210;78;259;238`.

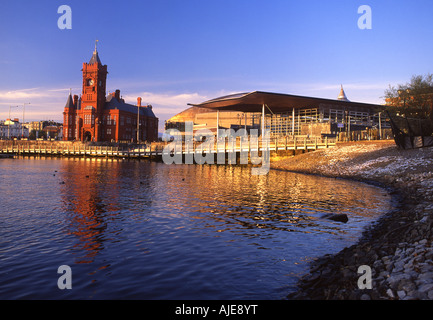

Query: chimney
73;95;79;108
147;104;152;109
115;89;120;100
137;97;142;107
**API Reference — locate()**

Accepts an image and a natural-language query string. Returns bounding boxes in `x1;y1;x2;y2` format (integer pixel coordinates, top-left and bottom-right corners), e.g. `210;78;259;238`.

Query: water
0;157;393;300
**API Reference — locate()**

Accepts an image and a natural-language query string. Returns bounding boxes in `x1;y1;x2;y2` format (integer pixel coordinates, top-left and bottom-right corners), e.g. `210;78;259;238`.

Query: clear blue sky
1;0;433;132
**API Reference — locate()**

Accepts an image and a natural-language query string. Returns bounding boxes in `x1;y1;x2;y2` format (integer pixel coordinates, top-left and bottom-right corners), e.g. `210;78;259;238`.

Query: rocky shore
271;140;433;300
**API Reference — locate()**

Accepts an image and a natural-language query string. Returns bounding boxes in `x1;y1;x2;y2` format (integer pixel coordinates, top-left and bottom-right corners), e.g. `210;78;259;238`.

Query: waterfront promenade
0;136;336;160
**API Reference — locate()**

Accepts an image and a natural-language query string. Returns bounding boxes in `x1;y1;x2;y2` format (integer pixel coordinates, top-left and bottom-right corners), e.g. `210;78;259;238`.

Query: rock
282;147;433;300
425;250;433;260
386;273;412;291
397;290;406;299
392;260;405;273
322;213;349;223
386;289;395;299
373;260;383;269
360;294;371;300
403;261;414;271
419;239;428;245
400;280;416;292
417;272;433;282
418;283;433;294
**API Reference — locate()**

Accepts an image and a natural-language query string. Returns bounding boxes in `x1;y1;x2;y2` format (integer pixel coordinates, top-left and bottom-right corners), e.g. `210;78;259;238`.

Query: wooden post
379;112;382;140
216;110;219;144
292;108;295;136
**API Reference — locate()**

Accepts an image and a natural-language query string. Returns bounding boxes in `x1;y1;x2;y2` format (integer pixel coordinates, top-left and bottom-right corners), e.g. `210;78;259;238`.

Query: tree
29;130;37;140
384;74;433;120
29;130;47;140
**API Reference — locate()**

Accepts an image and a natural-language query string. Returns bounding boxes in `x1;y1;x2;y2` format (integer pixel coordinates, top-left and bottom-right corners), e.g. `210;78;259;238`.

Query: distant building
43;126;61;139
0;119;29;139
63;45;159;142
27;121;45;133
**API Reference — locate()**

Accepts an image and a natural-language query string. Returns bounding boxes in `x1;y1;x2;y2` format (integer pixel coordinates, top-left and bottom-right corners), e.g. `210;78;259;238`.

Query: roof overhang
188;91;384;113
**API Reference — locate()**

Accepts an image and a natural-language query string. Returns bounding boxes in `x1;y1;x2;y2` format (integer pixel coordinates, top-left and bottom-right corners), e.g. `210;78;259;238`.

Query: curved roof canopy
188;91;383;113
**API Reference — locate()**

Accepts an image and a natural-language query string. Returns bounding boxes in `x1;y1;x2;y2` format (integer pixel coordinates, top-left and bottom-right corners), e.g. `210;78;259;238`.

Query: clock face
87;79;94;86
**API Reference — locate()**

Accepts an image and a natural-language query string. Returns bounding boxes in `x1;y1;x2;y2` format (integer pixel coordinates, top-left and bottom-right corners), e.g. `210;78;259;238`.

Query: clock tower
63;42;159;143
81;41;108;141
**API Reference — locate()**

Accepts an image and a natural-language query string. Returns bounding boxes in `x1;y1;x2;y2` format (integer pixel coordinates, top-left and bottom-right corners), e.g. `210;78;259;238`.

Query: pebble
284;142;433;300
386;289;395;299
397;290;406;299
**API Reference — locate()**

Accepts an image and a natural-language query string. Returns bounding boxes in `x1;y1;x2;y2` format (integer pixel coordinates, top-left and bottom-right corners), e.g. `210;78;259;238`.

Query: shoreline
271;140;433;300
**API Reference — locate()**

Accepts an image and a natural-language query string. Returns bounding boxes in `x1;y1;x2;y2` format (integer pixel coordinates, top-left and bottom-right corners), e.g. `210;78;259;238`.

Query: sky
1;0;433;132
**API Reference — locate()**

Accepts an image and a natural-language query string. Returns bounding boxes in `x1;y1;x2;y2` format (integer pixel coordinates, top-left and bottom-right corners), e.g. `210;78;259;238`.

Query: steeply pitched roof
89;49;102;65
65;93;74;109
105;95;157;118
337;85;350;102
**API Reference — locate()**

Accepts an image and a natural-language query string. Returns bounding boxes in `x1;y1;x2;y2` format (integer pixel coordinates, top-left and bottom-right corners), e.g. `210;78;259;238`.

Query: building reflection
59;157;123;264
57;157;392;262
155;164;392;238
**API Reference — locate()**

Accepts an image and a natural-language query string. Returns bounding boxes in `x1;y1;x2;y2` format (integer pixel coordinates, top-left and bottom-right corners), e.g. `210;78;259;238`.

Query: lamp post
8;105;19;139
22;102;30;138
137;104;140;144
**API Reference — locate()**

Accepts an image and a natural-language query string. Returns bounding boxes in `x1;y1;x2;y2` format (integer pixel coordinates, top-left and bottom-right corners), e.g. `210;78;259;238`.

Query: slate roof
64;93;74;108
105;94;156;117
89;49;102;65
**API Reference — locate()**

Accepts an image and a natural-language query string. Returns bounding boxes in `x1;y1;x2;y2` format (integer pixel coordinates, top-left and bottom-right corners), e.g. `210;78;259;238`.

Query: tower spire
89;40;101;64
337;84;349;102
65;91;74;108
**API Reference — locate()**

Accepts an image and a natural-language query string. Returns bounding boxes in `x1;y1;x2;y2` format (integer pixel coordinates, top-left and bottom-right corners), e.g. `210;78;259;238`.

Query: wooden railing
0;136;336;159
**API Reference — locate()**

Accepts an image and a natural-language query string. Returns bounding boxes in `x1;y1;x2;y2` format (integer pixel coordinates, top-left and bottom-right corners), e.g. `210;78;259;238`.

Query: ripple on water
0;158;394;299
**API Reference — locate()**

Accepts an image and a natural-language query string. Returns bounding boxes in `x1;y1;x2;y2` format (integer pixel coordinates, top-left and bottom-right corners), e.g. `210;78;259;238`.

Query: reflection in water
154;165;389;237
59;158;155;264
0;157;393;299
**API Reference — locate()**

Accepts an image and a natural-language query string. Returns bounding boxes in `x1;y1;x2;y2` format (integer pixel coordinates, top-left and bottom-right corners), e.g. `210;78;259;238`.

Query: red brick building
63;46;158;142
